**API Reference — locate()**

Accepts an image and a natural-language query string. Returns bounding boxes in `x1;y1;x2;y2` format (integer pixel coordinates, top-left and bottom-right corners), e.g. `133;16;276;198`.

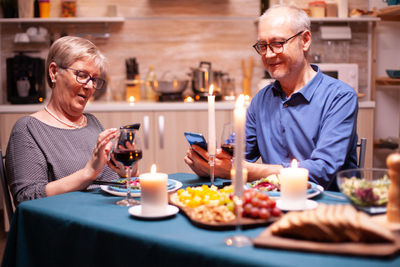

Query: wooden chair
0;149;14;227
357;138;367;168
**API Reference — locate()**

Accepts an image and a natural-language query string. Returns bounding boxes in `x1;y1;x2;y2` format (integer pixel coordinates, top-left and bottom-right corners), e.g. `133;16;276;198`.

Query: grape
271;207;281;217
241;188;280;220
243;203;252;215
250;207;259;218
259;208;270;219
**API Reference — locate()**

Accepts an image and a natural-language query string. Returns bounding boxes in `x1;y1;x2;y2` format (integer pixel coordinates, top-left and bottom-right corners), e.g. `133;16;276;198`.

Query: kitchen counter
0;100;375;113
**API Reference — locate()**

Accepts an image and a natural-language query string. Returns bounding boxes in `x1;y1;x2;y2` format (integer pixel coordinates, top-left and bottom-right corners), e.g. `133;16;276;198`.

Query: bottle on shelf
145;65;157;101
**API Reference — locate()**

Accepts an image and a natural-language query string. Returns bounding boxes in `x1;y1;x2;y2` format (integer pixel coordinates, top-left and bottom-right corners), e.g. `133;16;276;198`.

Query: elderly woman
6;36;134;205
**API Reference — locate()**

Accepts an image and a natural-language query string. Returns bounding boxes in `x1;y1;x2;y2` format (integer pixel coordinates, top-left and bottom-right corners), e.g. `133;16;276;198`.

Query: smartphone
184;132;208;150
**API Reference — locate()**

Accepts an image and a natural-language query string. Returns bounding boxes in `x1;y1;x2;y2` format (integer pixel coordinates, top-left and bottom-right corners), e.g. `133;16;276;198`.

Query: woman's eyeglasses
60;66;105;90
253;31;304;55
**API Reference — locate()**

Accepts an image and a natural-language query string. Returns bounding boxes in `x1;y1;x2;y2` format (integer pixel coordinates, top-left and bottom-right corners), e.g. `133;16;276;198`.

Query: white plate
100;179;183;197
247;181;324;199
128;205;179;219
276;199;318;211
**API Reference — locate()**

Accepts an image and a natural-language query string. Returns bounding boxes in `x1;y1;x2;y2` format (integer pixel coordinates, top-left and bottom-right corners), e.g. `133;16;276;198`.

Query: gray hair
259;4;311;33
45;36;107;88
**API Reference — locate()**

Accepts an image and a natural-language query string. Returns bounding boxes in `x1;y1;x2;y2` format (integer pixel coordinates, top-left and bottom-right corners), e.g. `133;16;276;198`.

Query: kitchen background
0;0;399;168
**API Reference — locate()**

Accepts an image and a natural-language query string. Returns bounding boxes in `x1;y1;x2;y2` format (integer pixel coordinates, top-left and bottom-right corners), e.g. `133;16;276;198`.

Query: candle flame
151;164;157;173
209;84;214;95
291;159;298;168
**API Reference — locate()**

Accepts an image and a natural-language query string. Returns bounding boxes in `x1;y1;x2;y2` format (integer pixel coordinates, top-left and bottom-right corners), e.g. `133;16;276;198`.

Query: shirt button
282;128;285;133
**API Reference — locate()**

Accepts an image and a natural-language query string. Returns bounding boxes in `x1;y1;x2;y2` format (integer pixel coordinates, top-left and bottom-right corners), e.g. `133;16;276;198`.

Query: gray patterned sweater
5;113;118;205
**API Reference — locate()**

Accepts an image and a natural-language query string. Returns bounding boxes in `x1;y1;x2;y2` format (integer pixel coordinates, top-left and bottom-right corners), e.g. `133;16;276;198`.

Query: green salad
339;175;390;206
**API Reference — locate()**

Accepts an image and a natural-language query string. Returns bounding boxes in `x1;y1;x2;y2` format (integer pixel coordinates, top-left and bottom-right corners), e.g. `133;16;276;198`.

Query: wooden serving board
253;228;400;257
169;193;280;230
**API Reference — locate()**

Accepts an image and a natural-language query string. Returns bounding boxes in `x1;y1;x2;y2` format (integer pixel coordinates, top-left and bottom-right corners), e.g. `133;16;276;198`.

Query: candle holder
225;168;252;247
209;154;215;185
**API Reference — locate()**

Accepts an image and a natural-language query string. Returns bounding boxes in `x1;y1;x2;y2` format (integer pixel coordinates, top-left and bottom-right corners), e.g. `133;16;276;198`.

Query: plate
246;181;324;199
100;179;182;197
129;205;179;219
276;199;318;211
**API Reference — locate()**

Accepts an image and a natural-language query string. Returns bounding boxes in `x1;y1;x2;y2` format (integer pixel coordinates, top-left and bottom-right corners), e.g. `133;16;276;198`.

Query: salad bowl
336;168;390;214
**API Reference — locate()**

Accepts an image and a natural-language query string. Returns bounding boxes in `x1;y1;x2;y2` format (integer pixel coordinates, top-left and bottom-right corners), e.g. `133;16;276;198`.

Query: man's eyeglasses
253;31;304;56
60;66;105;90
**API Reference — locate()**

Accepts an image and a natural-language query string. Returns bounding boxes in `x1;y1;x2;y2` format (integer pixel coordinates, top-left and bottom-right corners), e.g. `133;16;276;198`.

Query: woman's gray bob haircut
45;36;107;88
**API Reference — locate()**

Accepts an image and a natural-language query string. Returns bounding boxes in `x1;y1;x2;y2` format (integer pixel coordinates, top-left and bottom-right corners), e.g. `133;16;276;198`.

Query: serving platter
253;227;400;257
169;193;281;230
100;179;182;197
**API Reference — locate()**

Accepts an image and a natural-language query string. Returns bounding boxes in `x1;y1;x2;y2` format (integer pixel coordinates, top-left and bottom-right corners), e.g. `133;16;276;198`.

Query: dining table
2;172;399;267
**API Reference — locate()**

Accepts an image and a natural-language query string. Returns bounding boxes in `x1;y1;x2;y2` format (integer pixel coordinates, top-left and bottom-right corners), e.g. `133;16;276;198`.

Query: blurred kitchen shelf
374;139;399;150
376;77;400;86
376;5;400;21
0;17;125;23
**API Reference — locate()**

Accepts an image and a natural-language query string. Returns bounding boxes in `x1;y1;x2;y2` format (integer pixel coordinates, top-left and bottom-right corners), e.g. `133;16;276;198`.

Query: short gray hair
45;36;107;88
259;4;310;33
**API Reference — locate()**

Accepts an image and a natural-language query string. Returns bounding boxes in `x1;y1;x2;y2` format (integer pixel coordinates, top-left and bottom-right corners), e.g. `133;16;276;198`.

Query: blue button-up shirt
245;65;358;190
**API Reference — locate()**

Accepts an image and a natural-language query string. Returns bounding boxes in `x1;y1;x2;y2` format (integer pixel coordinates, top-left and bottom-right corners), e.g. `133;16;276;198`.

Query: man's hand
184;144;233;179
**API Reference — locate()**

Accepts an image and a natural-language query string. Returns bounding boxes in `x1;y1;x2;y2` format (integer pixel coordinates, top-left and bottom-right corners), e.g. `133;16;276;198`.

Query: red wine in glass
114;150;143;166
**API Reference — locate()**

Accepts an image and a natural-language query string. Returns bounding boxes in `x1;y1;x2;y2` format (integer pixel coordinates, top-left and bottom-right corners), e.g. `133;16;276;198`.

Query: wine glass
221;122;235;158
111;128;143;206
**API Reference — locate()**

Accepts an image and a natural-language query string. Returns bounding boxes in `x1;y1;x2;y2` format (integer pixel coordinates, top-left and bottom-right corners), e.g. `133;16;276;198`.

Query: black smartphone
184;132;208;150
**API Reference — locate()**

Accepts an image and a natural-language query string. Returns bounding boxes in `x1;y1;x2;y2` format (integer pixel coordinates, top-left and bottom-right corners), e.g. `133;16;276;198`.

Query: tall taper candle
208;85;216;156
233;94;247;197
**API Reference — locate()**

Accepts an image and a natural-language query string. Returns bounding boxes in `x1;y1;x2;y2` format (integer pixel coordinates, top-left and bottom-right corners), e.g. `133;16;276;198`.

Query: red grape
271;207;281;217
241;188;279;219
259;208;270;219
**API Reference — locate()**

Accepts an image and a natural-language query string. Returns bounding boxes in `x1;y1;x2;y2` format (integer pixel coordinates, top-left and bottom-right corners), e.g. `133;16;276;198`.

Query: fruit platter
169;184;281;230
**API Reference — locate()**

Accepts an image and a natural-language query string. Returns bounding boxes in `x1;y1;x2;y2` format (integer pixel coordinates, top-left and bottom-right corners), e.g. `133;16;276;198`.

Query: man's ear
302;30;312;53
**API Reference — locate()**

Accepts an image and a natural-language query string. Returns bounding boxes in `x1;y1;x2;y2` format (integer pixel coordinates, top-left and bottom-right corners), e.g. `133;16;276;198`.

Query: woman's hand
184;144;232;179
84;128;119;180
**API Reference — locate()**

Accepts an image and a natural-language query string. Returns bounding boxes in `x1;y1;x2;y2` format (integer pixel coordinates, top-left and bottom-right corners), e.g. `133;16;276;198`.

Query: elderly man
185;5;358;190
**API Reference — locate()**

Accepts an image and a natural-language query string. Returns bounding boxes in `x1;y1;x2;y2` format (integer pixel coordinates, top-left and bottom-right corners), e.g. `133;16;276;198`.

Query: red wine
221;144;234;156
113;150;142;167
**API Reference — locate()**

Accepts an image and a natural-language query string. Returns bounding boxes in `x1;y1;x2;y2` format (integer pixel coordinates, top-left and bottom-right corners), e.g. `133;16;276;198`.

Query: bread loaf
270;204;395;243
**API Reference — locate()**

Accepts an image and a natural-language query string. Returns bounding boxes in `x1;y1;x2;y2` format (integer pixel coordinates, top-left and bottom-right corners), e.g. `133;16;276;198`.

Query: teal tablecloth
2;173;399;267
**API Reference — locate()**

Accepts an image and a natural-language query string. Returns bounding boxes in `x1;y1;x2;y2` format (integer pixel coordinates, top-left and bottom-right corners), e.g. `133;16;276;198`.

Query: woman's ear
48;62;58;83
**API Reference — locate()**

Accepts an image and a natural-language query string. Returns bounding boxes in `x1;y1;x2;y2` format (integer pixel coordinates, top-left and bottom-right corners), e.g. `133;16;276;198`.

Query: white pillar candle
139;164;168;215
233;94;247;197
208;85;216;156
279;159;309;209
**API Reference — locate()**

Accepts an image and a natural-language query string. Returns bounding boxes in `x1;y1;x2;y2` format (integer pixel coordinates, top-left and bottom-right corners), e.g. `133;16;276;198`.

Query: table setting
3;94;400;267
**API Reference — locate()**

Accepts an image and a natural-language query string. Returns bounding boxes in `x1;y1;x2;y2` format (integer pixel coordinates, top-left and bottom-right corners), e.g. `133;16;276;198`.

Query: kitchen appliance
150;71;189;102
6;53;46;104
190;61;223;100
317;63;358;92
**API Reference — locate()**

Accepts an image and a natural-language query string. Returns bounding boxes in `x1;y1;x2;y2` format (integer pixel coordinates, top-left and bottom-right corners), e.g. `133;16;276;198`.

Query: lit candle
233;94;247;197
279;159;309;209
139;164;168;215
208;84;216;156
